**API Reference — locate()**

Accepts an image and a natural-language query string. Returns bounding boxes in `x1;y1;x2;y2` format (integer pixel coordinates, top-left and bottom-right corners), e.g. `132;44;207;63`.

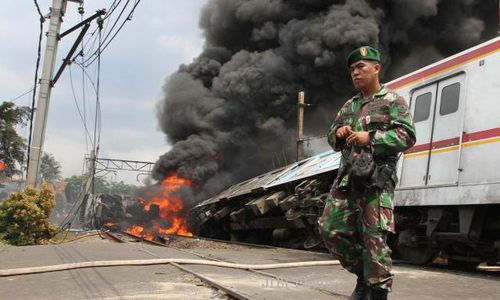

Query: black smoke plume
153;0;498;202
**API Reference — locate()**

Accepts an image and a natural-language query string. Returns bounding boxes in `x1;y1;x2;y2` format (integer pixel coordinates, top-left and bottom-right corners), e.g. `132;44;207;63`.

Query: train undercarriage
191;171;500;268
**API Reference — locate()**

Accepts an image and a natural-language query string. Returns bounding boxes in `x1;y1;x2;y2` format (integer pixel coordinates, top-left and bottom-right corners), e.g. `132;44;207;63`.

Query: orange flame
125;173;193;240
126;225;154;240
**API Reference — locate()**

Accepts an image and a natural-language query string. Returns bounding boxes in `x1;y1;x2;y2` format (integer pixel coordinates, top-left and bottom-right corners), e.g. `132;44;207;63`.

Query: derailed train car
191;37;500;268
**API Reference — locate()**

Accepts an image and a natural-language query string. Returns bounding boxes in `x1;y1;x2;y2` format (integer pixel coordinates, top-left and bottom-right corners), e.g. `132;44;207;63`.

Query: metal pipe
0;259;340;277
296;91;305;161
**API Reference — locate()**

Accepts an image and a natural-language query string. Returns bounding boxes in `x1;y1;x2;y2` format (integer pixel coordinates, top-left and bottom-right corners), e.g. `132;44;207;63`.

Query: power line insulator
97;16;104;30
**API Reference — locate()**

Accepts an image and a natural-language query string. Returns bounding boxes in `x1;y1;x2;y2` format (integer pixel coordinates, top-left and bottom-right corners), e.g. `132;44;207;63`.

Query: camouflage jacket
327;85;416;169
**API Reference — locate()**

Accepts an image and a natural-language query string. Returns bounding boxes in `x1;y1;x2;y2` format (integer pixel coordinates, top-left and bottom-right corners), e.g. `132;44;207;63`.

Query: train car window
413;92;432;122
440;82;460;116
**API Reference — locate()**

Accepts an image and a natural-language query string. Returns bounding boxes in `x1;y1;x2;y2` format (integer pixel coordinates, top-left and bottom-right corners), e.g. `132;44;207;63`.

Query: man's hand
346;131;370;147
336;126;353;139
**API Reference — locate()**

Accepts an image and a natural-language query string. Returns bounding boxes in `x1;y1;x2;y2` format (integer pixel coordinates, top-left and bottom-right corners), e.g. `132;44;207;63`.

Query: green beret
347;46;380;67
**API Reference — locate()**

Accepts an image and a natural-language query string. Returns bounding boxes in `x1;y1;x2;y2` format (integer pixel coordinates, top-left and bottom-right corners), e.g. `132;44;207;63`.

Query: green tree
64;175;83;203
64;175;110;203
41;152;62;182
108;180;137;196
0;102;31;177
64;175;137;202
0;183;58;245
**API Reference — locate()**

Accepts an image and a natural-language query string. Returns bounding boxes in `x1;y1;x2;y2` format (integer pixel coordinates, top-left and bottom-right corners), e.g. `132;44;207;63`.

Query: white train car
388;36;500;266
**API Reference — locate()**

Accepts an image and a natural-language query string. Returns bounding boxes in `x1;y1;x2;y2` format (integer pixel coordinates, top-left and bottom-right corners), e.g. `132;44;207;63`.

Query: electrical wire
95;26;102;150
5;88;34;103
57;77;99;231
32;0;44;19
81;29;99;57
57;26;104;232
74;2;103;231
68;65;94;147
72;61;98;95
103;0;122;21
19;1;107;233
83;0;141;67
57;5;97;232
53;1;130;231
49;232;100;245
57;174;94;232
77;0;120;73
57;193;85;231
89;24;104;230
59;34;99;232
99;0;131;47
80;0;122;61
71;60;99;154
26;0;46;179
78;3;90;155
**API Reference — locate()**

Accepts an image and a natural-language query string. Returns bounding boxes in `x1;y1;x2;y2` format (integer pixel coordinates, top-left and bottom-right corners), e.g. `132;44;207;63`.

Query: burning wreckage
191;151;340;250
86;173;194;239
88;151;339;249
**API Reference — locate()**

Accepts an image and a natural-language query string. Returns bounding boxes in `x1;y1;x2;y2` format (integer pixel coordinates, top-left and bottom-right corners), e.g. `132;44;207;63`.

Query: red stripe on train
387;40;500;90
404;127;500;154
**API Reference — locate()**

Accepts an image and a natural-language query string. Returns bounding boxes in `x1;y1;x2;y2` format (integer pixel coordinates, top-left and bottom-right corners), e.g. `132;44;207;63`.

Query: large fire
125;173;193;240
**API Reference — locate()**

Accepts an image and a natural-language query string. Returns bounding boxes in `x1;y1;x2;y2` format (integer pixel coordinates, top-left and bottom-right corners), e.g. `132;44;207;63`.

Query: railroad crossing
1;233;498;300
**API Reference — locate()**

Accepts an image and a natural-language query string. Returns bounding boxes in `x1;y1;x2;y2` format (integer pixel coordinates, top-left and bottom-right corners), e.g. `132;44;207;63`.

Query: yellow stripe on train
403;137;500;159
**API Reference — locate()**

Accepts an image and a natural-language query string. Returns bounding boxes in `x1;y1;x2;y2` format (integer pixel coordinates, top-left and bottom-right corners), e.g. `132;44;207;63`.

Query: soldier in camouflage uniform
318;46;416;300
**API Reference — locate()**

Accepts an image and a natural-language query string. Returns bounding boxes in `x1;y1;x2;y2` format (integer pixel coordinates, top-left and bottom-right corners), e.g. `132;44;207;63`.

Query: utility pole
26;0;94;187
296;91;305;161
26;0;66;186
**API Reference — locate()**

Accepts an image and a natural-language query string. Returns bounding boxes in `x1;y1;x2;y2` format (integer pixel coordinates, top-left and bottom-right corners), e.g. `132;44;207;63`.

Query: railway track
105;229;500;273
100;229;348;300
152;231;500;273
2;230;499;299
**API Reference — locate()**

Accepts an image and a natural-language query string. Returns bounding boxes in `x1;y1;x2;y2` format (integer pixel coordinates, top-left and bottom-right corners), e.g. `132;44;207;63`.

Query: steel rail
101;230;256;300
100;230;125;243
160;232;316;252
169;242;347;299
170;262;256;300
119;230;169;247
104;230;347;299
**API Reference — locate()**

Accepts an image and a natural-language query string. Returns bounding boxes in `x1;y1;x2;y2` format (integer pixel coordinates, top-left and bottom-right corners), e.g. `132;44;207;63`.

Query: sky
0;0;207;184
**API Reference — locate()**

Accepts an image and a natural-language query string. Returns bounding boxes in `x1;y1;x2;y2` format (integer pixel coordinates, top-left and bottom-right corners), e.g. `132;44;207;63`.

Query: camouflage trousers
318;187;395;291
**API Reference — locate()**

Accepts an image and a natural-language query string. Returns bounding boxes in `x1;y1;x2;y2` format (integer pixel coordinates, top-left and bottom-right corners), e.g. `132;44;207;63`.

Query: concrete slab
183;264;340;300
169;239;500;300
0;240;224;300
186;246;500;300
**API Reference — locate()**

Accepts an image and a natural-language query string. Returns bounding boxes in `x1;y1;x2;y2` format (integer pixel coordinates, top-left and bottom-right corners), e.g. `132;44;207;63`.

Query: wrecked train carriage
192;151;341;249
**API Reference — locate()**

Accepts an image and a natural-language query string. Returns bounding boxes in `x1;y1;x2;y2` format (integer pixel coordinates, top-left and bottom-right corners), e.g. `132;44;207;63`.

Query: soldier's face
350;60;380;90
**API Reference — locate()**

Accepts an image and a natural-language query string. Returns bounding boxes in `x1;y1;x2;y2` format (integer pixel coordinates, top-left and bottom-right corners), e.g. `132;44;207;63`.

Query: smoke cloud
153;0;498;202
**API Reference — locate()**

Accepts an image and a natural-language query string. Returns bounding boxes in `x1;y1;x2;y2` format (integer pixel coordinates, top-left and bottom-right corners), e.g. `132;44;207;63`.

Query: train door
399;73;466;188
399;84;436;188
426;73;466;186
